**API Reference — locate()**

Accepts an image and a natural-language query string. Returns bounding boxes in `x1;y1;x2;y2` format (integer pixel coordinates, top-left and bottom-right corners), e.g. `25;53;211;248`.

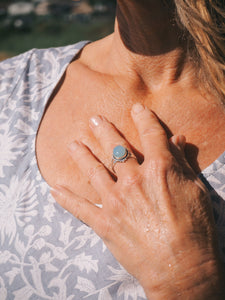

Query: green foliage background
0;0;116;58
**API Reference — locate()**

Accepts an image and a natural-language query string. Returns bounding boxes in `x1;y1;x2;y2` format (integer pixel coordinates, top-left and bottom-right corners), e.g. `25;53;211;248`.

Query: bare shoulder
68;34;114;77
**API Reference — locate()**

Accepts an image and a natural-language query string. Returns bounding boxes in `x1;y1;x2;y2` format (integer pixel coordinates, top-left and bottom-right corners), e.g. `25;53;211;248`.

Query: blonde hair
174;0;225;104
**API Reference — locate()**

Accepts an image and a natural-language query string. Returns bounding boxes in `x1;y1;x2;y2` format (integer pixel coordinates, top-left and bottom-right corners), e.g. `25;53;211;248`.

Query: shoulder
0;49;34;97
0;41;89;109
0;41;89;84
32;41;90;72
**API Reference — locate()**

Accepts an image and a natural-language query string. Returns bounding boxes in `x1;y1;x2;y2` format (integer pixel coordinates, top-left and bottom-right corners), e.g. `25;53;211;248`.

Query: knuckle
98;218;114;240
97;119;113;134
121;171;141;187
108;191;123;213
141;126;166;138
99;218;118;242
72;146;85;159
87;164;105;180
70;199;82;219
146;154;173;174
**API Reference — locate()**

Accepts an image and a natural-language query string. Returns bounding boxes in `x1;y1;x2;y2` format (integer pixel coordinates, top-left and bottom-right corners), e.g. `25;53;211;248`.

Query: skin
51;104;225;299
35;0;225;297
36;0;225;195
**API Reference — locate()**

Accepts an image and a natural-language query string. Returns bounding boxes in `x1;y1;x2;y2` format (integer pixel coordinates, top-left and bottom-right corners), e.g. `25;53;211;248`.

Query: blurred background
0;0;116;60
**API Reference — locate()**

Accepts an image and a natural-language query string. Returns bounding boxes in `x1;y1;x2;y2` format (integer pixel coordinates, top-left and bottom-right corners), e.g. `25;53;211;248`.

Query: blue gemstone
113;145;127;160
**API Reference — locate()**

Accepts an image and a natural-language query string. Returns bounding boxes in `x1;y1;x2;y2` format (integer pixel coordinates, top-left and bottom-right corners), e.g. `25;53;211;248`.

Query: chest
35;74;142;204
35;65;225;204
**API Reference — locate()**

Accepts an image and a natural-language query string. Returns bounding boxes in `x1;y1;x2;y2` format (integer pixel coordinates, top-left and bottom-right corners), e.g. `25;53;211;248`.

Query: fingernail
171;135;186;149
89;116;103;128
132;103;145;114
68;141;79;152
170;135;177;144
178;135;186;148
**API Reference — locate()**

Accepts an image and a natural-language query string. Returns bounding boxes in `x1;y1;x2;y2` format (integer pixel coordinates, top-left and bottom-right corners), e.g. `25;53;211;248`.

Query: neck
72;1;225;174
80;0;196;92
103;0;196;92
116;0;180;55
77;0;225;172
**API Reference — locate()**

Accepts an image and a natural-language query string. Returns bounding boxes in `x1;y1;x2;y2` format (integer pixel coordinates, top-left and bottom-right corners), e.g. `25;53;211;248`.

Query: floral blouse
0;41;225;300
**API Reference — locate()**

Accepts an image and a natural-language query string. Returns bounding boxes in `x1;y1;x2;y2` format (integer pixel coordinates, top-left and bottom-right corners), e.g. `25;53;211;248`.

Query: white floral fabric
0;41;224;299
0;42;146;300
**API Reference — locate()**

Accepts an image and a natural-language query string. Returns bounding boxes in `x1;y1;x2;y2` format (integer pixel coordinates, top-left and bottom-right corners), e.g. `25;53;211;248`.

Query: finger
67;141;113;197
50;184;103;233
169;137;208;194
170;135;186;151
131;103;171;162
169;135;196;178
169;135;186;163
89;115;138;176
169;135;186;156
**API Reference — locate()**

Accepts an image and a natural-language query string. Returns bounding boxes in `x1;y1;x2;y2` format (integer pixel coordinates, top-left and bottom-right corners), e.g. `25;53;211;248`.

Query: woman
0;0;225;299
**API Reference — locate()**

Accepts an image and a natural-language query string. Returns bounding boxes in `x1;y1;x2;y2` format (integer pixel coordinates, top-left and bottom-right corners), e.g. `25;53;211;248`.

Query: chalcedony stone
113;145;128;160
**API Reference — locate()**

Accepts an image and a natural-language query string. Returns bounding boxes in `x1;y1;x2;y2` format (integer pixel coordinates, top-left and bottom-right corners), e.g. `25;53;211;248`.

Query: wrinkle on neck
78;1;198;94
98;0;196;92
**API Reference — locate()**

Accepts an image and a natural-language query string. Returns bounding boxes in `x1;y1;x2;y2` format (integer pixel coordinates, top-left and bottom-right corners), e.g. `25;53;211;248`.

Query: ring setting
112;145;133;173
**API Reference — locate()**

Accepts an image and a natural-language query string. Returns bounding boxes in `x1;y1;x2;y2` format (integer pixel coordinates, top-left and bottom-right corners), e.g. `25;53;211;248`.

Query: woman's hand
51;103;224;299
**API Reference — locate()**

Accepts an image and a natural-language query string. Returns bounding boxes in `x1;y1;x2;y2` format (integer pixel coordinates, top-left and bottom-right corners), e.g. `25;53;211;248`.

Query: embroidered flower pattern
0;173;37;244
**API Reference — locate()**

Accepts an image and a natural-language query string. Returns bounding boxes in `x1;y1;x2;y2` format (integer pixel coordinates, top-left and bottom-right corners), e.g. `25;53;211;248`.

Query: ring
111;145;135;173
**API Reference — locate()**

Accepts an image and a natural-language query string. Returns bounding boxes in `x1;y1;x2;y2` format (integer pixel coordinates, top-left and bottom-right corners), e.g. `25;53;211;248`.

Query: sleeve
0;49;35;111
